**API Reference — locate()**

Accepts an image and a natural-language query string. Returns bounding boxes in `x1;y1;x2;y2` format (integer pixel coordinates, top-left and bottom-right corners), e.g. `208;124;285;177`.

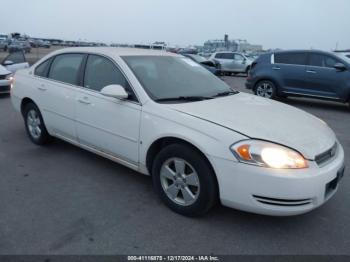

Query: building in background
203;34;238;52
203;35;263;54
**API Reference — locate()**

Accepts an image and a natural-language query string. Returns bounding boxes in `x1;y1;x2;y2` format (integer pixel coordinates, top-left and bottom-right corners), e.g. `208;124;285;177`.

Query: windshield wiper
155;96;214;102
212;90;239;98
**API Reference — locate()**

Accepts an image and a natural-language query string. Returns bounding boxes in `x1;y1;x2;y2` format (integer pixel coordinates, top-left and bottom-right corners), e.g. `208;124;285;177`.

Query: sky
1;0;349;50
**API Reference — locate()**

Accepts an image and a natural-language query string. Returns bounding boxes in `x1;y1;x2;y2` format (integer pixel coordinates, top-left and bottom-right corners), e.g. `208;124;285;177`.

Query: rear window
48;54;84;85
275;52;307;65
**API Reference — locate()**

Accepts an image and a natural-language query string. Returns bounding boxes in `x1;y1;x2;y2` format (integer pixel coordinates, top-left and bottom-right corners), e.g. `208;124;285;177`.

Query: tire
254;80;277;99
23;103;52;145
152;143;218;217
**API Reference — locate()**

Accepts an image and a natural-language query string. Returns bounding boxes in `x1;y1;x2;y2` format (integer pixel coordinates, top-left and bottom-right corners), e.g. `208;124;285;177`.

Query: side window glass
3;51;25;64
234;54;244;61
309;54;339;68
275;52;306;65
48;54;84;85
215;53;223;59
308;54;324;67
225;53;235;60
84;55;137;101
34;58;52;77
324;56;338;68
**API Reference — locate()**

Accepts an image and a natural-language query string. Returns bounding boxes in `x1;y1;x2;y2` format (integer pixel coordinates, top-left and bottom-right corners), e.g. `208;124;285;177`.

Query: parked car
8;40;31;53
0;51;29;94
30;39;51;48
182;54;221;75
11;48;345;217
210;51;253;75
0;40;9;51
246;50;350;107
0;66;13;94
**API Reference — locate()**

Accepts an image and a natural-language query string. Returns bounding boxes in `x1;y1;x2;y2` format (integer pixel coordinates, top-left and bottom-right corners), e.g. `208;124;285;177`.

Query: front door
2;51;29;73
75;54;141;164
232;53;247;72
305;53;346;99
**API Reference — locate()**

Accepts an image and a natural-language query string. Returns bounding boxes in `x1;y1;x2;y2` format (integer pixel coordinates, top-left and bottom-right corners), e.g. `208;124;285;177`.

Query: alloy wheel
256;82;274;98
27;109;42;139
160;158;200;206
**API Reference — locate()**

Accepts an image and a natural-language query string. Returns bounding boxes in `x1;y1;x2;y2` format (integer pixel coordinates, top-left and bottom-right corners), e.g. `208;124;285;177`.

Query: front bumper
0;79;11;94
211;143;345;216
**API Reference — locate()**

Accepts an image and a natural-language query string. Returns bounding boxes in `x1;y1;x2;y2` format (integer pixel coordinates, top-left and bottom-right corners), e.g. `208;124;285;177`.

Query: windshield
335;53;350;63
122;56;233;101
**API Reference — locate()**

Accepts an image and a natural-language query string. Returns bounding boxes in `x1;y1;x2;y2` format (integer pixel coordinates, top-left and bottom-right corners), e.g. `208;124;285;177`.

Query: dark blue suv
246;50;350;107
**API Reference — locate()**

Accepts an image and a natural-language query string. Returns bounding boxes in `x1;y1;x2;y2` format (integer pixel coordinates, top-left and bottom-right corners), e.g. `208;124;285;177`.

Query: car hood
0;65;11;75
167;93;336;159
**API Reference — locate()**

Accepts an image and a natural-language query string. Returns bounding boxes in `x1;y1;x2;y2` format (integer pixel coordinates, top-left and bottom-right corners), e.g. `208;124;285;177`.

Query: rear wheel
152;143;218;217
24;103;52;145
254;80;276;99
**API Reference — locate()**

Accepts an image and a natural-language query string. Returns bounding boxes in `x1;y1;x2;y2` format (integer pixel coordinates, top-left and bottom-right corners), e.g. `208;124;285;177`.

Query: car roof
50;47;179;57
273;49;334;55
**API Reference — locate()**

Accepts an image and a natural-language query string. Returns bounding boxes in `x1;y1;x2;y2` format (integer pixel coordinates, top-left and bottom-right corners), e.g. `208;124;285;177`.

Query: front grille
253;195;312;207
315;143;337;166
0;74;8;80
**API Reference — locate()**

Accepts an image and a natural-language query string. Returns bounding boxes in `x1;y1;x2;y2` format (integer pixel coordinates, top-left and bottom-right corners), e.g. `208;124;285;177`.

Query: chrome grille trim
253;195;312;207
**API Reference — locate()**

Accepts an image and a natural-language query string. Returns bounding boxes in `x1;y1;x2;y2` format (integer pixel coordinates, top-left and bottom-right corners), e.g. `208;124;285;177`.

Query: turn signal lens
237;144;252;161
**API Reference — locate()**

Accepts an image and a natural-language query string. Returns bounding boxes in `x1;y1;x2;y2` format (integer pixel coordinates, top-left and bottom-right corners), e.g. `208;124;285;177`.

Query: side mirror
101;84;129;100
3;60;14;66
334;63;346;71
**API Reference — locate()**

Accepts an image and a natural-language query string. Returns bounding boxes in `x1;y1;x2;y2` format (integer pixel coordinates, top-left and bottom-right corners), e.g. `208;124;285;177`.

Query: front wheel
254;80;276;99
152;144;218;217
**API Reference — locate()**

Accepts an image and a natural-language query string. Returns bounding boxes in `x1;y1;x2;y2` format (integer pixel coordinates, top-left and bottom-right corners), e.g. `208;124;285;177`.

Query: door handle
38;84;47;91
306;70;316;74
78;98;91;105
272;67;281;70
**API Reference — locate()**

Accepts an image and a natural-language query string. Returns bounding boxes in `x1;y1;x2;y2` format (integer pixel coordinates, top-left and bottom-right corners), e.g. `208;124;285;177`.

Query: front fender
139;104;247;174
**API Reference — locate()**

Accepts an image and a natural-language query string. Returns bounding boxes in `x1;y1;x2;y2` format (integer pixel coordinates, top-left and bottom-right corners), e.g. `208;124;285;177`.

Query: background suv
246;50;350;106
210;51;253;75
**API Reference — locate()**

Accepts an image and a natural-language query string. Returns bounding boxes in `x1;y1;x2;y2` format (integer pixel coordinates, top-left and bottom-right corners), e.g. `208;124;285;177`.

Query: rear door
305;52;346;99
36;53;85;141
2;51;29;73
273;52;308;93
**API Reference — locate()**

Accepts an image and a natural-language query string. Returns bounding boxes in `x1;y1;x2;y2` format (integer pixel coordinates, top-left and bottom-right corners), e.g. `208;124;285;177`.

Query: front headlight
230;140;308;169
5;73;13;80
5;74;14;88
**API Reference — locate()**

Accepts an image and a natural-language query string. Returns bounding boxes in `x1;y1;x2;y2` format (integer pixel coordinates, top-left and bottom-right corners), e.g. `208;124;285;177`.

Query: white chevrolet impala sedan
11;47;345;216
